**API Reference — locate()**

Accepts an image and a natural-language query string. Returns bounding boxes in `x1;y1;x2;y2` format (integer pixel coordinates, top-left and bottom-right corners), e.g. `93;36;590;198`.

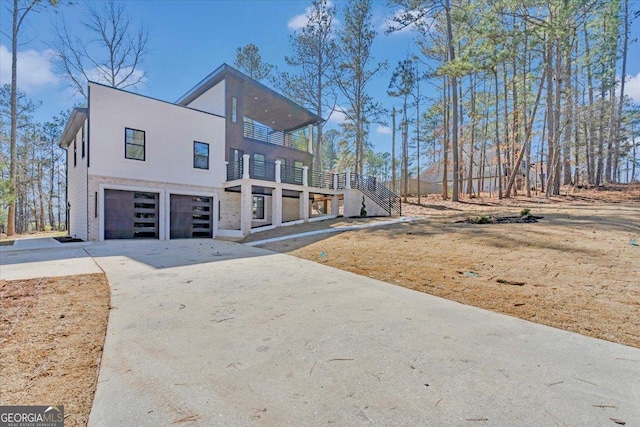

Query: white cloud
287;1;335;31
376;125;392;135
627;72;640;103
0;45;59;93
327;105;347;125
382;9;431;34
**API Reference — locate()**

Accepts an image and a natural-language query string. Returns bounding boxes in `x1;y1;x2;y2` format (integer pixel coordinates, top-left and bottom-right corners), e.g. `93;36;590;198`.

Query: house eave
176;63;324;131
59;108;88;148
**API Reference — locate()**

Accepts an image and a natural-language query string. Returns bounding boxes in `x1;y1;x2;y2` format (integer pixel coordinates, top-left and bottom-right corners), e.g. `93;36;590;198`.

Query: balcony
226;156;336;190
243;119;309;152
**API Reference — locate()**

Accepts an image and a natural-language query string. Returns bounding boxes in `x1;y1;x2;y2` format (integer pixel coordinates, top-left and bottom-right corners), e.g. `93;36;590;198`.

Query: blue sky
1;0;639;156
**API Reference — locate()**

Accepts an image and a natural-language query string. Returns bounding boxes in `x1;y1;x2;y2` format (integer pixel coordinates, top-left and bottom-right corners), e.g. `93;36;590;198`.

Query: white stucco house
59;64;400;241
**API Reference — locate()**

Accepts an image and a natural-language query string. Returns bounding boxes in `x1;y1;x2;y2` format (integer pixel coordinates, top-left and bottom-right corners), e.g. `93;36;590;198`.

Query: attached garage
104;190;159;239
170;195;214;239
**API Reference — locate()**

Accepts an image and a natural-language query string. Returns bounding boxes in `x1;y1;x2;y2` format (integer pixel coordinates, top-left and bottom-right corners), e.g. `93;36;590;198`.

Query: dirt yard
255;186;640;348
0;274;110;426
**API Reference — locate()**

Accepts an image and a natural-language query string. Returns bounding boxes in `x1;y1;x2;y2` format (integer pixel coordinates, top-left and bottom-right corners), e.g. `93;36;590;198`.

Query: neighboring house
59;64;400;241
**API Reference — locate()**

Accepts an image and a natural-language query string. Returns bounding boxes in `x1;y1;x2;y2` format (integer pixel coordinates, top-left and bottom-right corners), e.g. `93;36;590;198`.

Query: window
231;97;237;123
253;153;265;178
252;195;265;220
193;141;209;169
73;138;77;167
125;128;145;161
81;125;86;158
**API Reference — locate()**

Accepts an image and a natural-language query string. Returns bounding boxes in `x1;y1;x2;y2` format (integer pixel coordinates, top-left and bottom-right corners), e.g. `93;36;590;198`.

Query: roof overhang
177;64;324;132
59;108;88;148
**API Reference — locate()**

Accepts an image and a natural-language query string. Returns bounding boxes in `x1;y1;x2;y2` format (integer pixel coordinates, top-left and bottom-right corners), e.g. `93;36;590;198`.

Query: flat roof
177;63;324;132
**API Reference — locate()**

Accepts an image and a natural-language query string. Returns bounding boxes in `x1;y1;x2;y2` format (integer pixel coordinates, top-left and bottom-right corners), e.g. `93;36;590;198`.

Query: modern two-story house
59;64;400;241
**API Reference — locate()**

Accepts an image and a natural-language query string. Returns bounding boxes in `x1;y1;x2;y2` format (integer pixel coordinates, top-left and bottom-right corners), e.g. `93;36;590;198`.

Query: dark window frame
81;125;86;158
231;97;238;123
193;141;210;170
252;195;265;220
73;137;77;167
125;127;146;161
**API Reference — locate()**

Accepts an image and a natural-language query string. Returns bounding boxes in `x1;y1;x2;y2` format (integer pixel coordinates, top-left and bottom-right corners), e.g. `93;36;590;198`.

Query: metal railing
250;159;276;181
351;173;402;216
243;120;308;152
226;160;243;181
281;164;304;185
336;173;347;190
310;170;334;189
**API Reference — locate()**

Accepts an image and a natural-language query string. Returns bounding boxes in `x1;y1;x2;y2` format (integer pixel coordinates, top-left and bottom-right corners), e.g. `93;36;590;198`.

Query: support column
240;183;252;236
300;190;310;222
275;160;282;183
272;187;282;227
331;195;339;216
302;166;309;187
242;154;250;179
307;124;313;154
333;172;338;190
345;168;351;189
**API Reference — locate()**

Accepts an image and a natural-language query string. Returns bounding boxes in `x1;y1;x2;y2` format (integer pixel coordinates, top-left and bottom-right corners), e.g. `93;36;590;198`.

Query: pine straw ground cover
0;273;110;426
256;186;640;348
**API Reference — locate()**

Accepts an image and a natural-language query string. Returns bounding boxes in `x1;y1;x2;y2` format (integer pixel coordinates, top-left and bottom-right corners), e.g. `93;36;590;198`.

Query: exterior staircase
348;173;402;216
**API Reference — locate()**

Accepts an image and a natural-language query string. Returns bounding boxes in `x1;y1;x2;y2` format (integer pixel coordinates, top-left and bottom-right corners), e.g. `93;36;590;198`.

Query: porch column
300;190;310;222
307;124;313;154
333;172;338;190
242;154;250;179
275;160;282;183
345;168;351;189
272;187;282;227
331;195;339;216
240;183;252;236
302;166;309;187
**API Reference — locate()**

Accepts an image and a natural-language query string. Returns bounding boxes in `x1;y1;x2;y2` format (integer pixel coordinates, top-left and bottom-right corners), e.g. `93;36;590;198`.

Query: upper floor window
81;125;86;158
125;128;145;161
193;141;209;170
231;97;237;123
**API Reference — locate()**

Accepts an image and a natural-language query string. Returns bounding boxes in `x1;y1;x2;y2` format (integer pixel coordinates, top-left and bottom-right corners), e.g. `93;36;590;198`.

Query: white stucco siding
185;80;226;116
88;83;226;188
67;123;88;240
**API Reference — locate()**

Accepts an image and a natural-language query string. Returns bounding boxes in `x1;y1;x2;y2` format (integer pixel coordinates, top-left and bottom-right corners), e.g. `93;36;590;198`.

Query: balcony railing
281;164;304;185
227;160;243;181
310;170;334;189
243;120;308;152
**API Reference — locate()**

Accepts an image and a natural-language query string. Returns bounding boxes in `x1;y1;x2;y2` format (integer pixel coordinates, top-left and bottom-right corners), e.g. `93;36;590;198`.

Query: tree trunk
493;69;503;199
391;107;396;193
614;0;629;180
7;0;20;236
442;76;449;200
445;0;459;202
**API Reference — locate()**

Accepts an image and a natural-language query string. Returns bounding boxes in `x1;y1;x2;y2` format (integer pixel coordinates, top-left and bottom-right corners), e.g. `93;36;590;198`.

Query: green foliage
520;208;531;217
472;215;491;224
360;195;367;217
234;44;273;81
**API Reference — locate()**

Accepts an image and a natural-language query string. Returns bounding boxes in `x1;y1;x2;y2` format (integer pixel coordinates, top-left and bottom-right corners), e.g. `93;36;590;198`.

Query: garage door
104;190;159;239
170;195;214;239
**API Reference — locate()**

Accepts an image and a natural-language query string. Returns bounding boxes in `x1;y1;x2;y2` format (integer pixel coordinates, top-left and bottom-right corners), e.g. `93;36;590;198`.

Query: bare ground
0;274;110;426
254;186;640;348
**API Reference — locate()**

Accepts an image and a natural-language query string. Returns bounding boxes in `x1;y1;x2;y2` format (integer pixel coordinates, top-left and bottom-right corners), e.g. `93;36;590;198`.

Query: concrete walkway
0;237;101;280
245;216;421;246
80;240;640;426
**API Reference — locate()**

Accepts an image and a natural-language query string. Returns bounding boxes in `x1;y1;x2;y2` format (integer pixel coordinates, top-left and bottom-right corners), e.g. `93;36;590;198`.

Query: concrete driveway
2;238;639;425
